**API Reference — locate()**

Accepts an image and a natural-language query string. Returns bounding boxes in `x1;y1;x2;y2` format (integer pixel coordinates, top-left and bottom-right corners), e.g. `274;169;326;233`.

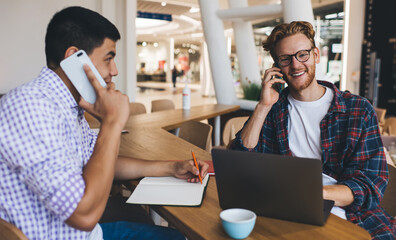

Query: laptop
211;148;334;226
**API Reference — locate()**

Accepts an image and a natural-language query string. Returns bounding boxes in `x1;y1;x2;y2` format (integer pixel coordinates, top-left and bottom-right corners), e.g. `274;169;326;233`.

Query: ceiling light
142;42;147;46
189;7;200;13
161;2;166;7
153;42;159;47
325;13;338;19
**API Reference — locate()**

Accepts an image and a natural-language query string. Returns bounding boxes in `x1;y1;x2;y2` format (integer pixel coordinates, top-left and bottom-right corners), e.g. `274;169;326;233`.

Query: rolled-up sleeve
338;108;388;213
47;173;85;220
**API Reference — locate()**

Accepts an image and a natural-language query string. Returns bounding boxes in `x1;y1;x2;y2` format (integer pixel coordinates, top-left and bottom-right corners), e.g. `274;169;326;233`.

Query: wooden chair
0;218;28;240
151;99;178;135
222;116;249;147
381;164;396;216
374;107;386;124
374;107;387;134
178;120;213;151
384;117;396;136
151;99;175;112
84;112;100;126
129;102;147;116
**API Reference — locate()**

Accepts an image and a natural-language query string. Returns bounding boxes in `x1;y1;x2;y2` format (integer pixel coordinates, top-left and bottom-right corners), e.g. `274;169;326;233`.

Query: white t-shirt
87;224;103;240
287;86;346;219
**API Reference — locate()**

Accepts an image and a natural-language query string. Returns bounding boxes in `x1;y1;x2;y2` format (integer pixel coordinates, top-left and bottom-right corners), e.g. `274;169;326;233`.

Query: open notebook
126;175;209;206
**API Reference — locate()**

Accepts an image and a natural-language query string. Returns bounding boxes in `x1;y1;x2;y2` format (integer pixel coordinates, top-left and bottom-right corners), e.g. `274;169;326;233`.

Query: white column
341;0;365;94
281;0;314;25
227;36;232;56
198;0;236;105
228;0;261;86
167;38;175;83
200;41;215;97
126;0;137;101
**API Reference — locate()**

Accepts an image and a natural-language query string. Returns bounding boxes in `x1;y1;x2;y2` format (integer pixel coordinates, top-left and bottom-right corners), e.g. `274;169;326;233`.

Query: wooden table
90;104;371;239
90;104;240;146
120;134;369;239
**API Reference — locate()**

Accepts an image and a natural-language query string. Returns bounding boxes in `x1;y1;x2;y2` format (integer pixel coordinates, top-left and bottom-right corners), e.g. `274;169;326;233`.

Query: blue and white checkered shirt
0;67;98;239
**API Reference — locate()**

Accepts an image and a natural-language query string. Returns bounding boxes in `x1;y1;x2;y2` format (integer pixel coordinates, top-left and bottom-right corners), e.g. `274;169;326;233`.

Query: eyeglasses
276;48;314;67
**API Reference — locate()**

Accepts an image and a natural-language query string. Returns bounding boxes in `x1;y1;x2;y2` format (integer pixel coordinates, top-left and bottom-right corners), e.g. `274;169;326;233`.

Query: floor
135;81;217;112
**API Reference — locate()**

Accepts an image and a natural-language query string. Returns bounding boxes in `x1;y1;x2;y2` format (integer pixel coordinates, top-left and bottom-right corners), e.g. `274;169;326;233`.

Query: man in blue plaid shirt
231;21;395;239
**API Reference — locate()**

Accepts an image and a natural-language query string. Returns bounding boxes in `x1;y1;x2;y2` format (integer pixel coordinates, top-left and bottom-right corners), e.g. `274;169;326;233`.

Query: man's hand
79;64;129;130
259;66;286;108
173;160;209;183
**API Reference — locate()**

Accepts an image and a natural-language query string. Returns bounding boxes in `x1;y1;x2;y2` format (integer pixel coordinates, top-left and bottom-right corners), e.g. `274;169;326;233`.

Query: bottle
182;82;190;110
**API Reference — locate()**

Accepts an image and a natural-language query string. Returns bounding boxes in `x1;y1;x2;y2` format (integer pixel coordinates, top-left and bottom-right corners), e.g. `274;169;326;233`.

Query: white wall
0;0;132;96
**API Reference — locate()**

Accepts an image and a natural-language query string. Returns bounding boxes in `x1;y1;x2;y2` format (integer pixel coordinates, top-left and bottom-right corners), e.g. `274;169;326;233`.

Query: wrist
99;121;124;134
255;102;272;118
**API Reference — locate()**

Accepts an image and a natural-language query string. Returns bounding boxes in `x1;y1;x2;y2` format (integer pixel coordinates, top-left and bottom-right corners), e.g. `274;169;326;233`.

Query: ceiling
136;0;344;45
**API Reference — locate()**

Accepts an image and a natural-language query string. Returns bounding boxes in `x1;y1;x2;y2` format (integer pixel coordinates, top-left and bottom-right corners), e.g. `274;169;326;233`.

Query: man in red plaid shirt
231;21;395;239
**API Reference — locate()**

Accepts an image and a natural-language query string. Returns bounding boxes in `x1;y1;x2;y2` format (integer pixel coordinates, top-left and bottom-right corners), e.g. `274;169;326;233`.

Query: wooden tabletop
89;104;240;130
89;104;370;239
151;178;370;240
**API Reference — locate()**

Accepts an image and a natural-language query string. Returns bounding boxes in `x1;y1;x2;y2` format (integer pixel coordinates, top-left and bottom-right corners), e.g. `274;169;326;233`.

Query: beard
283;63;316;92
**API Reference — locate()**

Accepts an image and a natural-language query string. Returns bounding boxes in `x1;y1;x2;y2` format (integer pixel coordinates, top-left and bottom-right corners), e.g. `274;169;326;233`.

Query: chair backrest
374;107;387;125
0;218;28;240
151;99;175;112
381;164;396;217
84;112;100;126
129;102;147;116
178;121;213;151
384;117;396;136
222;116;249;146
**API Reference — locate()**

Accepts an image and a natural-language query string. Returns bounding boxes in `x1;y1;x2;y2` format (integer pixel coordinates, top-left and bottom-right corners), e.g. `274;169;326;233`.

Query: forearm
66;123;122;230
240;103;272;148
323;184;354;207
114;157;208;184
114;157;175;180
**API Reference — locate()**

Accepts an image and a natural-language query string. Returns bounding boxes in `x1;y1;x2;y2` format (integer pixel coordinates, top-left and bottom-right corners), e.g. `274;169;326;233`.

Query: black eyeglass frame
276;47;315;67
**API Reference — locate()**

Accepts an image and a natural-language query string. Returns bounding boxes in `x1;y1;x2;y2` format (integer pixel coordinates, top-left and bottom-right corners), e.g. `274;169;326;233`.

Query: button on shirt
0;67;97;239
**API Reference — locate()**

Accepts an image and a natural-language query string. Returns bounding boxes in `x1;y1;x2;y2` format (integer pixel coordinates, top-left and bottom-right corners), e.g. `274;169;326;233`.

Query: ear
313;47;320;64
64;46;79;59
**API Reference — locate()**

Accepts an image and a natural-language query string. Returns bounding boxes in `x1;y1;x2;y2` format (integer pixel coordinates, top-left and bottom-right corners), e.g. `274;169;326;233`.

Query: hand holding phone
60;50;106;104
272;63;285;93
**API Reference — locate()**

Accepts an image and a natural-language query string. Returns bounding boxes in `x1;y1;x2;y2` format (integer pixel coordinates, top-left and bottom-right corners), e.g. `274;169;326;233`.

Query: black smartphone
272;63;285;93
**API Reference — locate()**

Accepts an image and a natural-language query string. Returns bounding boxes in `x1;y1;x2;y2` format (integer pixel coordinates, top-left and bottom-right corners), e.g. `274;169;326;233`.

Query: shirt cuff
46;173;85;221
231;132;257;152
340;179;365;212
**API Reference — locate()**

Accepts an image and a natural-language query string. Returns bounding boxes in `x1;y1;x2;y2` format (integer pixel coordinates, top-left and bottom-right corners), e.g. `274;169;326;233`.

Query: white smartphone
60;50;106;104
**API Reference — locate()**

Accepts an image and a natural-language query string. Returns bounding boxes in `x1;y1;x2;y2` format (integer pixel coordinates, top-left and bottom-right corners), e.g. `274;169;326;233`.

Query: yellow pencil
191;150;202;184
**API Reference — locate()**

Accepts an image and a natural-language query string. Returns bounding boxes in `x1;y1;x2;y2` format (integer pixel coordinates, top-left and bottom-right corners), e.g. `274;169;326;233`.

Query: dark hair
262;21;316;60
45;6;120;69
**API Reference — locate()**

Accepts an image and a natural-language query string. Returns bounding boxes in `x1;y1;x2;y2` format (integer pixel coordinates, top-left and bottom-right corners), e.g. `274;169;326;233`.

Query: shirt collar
39;67;79;110
278;80;347;113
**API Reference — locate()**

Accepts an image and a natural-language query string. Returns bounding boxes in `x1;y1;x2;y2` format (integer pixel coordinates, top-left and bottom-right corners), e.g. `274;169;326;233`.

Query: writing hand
173;159;209;183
